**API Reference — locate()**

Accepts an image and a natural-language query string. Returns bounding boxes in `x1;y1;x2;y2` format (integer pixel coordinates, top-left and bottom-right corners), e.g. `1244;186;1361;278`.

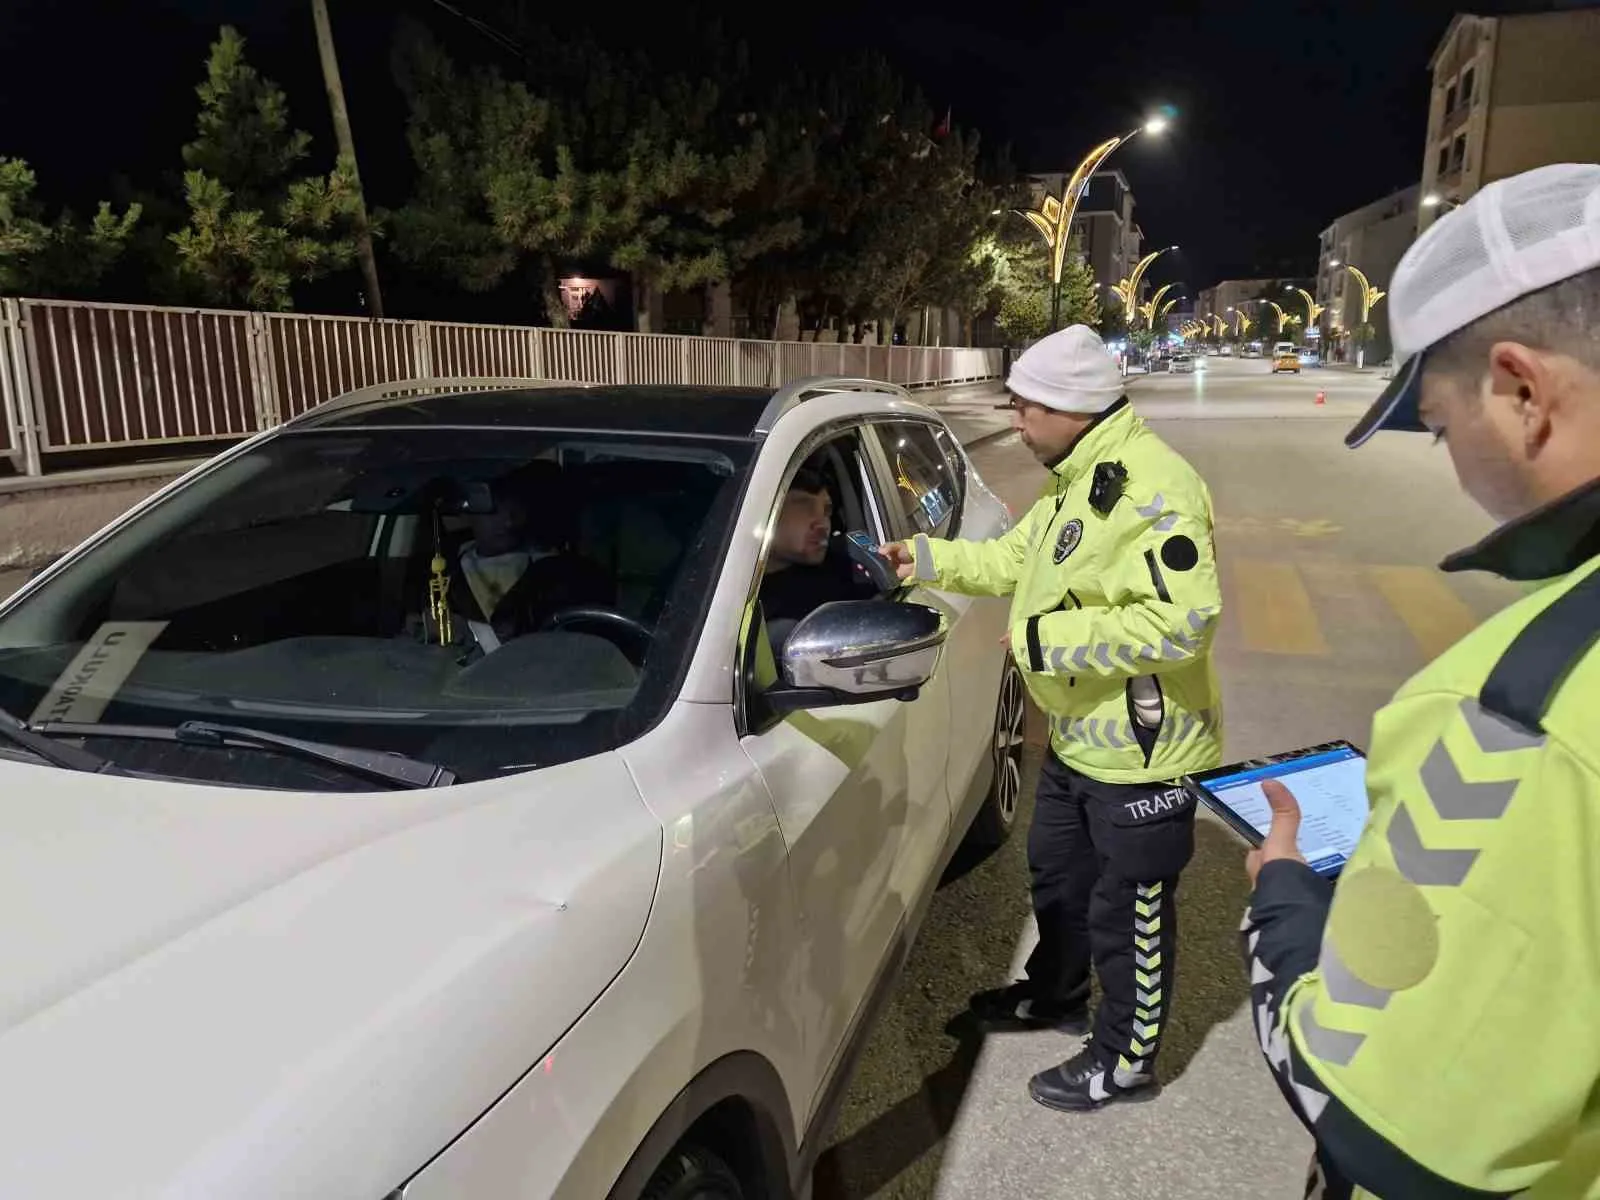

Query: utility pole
311;0;384;318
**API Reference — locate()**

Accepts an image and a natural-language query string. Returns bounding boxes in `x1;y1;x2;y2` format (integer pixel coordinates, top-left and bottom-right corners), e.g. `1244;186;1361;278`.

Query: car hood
0;753;661;1198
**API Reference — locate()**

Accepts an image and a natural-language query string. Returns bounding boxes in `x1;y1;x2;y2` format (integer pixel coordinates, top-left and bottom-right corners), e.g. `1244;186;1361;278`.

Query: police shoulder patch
1054;517;1084;564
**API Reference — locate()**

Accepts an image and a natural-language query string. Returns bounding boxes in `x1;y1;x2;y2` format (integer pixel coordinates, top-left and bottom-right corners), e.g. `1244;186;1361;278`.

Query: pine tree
169;27;363;310
389;20;782;327
0;158;140;298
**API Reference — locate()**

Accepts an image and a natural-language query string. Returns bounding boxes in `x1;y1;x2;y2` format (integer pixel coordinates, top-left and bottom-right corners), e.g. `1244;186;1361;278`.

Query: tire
967;658;1027;848
641;1144;744;1200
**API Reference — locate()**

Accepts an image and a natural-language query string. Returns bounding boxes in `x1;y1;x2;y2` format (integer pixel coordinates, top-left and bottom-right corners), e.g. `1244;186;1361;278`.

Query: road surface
815;356;1520;1200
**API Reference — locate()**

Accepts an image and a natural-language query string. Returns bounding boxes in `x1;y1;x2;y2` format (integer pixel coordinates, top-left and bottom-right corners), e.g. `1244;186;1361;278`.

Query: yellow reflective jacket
910;400;1223;784
1243;479;1600;1198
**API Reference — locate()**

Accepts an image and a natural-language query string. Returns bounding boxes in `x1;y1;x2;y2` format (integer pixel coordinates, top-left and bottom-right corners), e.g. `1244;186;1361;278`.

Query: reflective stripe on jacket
912;399;1223;784
1243;477;1600;1198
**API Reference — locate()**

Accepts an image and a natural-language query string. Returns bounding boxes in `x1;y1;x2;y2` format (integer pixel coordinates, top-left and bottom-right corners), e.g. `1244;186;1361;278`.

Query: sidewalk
916;381;1011;447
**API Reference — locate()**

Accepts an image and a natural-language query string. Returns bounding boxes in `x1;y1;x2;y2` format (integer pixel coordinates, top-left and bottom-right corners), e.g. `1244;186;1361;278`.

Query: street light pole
1340;264;1386;369
1138;282;1175;328
1265;300;1293;339
1290;286;1324;332
1017;116;1170;333
1111;245;1179;318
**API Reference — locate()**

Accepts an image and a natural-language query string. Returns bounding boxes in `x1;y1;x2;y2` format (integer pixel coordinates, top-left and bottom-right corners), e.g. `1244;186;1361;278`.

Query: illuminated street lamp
1265;300;1298;338
1287;285;1324;331
1110;244;1180;320
1017;116;1172;331
1139;282;1177;328
1339;264;1387;369
1421;193;1460;211
1227;304;1254;337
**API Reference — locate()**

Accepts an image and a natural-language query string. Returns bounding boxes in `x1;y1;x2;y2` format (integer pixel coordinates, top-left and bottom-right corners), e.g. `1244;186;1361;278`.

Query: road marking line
1233;559;1329;656
1368;565;1479;664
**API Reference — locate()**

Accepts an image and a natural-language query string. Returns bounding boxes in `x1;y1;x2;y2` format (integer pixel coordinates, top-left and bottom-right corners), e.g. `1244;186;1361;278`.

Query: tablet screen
1196;746;1369;877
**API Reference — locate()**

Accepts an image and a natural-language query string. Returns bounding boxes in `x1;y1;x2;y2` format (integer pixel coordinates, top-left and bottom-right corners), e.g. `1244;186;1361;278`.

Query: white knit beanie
1007;324;1124;414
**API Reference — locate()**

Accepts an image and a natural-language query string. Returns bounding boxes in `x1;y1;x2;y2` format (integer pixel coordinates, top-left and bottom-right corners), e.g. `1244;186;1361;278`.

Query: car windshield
0;428;751;787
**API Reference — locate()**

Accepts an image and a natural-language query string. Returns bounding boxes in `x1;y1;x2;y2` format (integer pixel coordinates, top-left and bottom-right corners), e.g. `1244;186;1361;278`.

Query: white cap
1007;324;1124;414
1348;163;1600;448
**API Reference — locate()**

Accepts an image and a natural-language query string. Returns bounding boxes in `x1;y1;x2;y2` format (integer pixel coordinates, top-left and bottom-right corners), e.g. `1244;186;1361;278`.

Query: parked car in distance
1171;352;1194;373
1297;346;1322;368
0;376;1027;1200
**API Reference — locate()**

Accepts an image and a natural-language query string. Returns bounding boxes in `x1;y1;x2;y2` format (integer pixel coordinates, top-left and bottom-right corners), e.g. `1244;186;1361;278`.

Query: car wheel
641;1145;744;1200
968;658;1027;847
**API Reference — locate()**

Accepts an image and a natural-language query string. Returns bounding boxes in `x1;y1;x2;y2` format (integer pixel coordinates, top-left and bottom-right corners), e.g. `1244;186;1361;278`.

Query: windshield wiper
0;706;124;775
32;719;455;789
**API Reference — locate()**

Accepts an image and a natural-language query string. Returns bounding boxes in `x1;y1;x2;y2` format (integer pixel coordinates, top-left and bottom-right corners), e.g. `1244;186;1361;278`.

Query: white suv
0;377;1023;1199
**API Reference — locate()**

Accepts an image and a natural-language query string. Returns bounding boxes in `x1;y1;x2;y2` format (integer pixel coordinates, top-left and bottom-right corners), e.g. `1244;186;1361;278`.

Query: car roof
286;384;776;440
281;376;920;441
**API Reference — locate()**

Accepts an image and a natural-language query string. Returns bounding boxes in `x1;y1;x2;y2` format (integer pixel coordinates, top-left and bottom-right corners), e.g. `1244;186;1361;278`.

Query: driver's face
469;497;528;556
770;487;832;568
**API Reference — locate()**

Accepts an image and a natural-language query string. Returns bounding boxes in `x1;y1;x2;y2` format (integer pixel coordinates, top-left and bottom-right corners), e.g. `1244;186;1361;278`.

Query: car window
740;426;891;732
869;422;962;539
0;428;752;785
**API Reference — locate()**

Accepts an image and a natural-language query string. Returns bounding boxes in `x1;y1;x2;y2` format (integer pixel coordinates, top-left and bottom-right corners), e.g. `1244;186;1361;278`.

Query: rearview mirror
768;599;945;713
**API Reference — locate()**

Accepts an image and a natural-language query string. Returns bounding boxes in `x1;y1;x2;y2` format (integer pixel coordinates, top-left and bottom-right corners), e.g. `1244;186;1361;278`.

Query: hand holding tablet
1244;781;1307;885
1184;742;1369;879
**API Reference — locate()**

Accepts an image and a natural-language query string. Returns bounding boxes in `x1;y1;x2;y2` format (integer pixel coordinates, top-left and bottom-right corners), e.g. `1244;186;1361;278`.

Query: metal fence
0;297;1003;476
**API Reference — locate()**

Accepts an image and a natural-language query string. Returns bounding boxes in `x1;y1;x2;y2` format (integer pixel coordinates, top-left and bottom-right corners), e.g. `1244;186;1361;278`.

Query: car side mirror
767;599;946;714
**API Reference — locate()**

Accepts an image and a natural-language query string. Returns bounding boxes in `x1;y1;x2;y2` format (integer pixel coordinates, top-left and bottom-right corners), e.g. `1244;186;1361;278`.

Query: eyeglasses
994;395;1043;412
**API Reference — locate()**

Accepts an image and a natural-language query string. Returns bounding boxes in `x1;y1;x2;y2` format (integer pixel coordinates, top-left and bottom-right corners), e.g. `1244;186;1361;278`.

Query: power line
424;0;525;60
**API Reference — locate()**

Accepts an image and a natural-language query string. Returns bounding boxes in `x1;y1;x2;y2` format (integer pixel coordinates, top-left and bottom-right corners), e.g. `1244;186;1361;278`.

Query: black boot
965;981;1089;1034
1028;1043;1159;1112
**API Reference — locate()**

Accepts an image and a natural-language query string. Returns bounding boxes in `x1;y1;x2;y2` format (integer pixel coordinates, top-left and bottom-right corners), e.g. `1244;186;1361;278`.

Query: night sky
1;0;1587;300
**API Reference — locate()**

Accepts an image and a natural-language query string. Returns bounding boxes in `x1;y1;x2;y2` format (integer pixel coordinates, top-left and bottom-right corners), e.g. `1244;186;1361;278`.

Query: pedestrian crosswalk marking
1367;565;1480;663
1226;559;1504;660
1233;559;1329;656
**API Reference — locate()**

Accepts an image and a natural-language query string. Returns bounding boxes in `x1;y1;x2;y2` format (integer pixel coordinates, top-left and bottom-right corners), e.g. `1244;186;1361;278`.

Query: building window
1445;82;1458;114
1438;144;1451;176
1452;133;1467;171
1461;67;1474;106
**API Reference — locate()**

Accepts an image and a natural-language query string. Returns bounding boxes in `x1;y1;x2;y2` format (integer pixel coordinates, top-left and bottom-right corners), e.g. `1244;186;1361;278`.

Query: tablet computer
1185;741;1369;879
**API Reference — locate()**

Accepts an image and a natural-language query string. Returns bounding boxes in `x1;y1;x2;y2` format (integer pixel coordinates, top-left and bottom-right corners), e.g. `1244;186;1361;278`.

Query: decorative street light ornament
1341;264;1387;368
1139;282;1176;327
1016;134;1125;332
1111;245;1178;322
1017;119;1170;332
1292;287;1325;329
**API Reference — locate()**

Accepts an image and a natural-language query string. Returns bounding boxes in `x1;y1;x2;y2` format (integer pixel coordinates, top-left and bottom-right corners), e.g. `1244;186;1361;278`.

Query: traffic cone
1315;390;1326;406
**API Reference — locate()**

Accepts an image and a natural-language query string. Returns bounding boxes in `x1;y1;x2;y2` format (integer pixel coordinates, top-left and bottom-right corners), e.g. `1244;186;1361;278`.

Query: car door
736;422;947;1121
863;419;1002;823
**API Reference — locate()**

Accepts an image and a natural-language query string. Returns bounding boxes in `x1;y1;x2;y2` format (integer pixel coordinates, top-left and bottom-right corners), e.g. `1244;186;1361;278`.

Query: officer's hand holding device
1243;781;1306;884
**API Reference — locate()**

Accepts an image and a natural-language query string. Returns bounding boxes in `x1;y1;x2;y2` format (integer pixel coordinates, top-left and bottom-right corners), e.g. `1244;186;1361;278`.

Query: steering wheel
538;605;654;666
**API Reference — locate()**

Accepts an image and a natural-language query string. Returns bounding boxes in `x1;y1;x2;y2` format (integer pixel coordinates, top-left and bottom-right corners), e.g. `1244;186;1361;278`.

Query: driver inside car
421;462;613;653
759;466;878;653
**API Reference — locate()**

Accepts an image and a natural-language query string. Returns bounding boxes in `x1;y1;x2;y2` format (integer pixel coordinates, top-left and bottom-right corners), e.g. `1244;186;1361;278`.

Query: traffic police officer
881;323;1224;1111
1243;163;1600;1195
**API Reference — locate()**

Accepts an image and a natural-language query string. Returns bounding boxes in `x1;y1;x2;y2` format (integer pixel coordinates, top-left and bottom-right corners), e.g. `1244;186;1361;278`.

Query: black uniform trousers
1024;751;1197;1073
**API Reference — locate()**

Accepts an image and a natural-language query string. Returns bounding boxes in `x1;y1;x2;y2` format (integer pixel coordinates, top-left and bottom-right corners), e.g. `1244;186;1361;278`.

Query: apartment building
1420;8;1600;233
1316;184;1420;365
